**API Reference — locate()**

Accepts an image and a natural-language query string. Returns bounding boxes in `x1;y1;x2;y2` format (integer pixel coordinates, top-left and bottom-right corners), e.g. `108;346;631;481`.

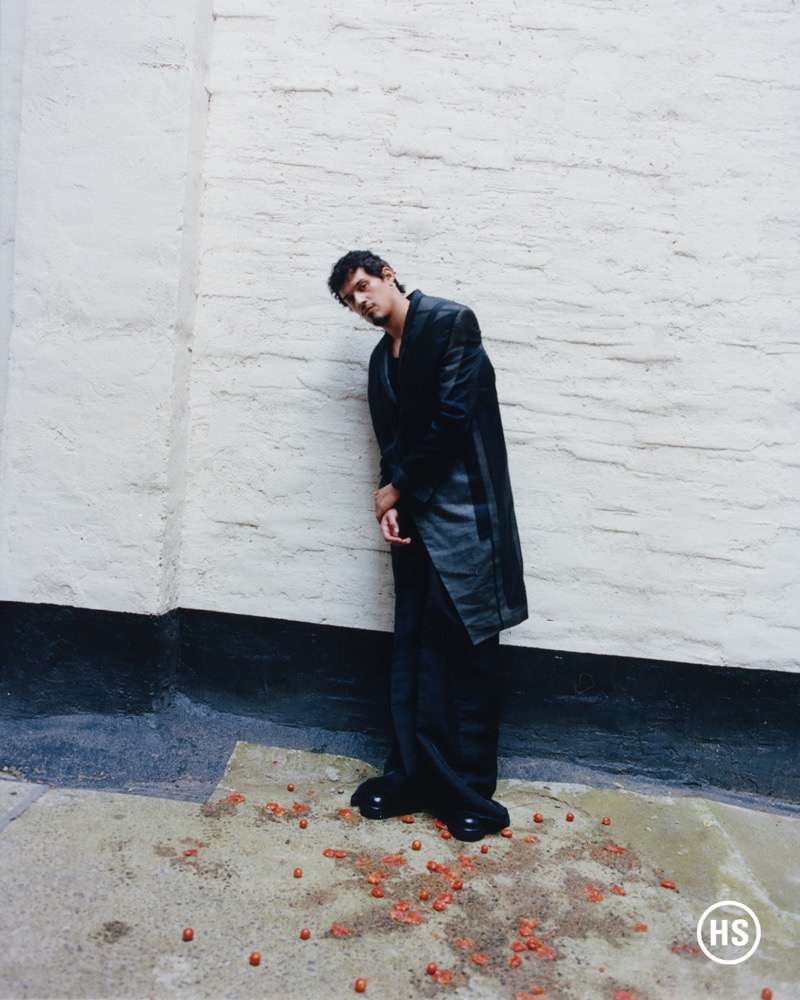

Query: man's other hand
380;509;411;546
375;483;401;521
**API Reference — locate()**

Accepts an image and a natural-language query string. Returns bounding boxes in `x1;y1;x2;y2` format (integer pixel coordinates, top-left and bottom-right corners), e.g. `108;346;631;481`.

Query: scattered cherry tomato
330;924;350;938
322;848;336;858
510;941;526;952
293;868;303;879
334;849;347;859
433;900;447;912
426;861;438;871
566;812;574;822
401;815;415;823
533;813;543;823
601;816;611;826
661;879;676;890
481;844;489;853
300;927;311;940
354;978;367;993
634;923;648;932
249;951;261;966
433;970;452;985
440;831;452;839
419;889;430;901
371;887;385;898
452;879;463;890
299;818;308;829
412;840;422;850
426;962;437;975
183;848;198;857
502;828;513;838
182;927;194;941
508;954;522;968
472;952;489;965
761;990;773;1000
287;783;295;792
226;794;246;803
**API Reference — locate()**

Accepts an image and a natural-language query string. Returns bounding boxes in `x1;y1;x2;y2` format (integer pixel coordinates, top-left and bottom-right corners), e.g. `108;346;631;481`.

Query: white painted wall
2;1;798;672
0;0;212;613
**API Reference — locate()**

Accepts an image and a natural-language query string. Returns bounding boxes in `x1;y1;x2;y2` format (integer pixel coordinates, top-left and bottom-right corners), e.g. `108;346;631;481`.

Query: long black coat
368;290;528;644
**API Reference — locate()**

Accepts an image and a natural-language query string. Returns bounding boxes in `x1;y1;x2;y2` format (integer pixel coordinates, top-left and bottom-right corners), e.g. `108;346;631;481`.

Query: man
327;250;528;841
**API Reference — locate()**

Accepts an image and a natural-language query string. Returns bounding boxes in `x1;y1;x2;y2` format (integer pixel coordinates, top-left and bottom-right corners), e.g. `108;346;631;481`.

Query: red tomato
419;889;430;901
634;923;648;932
354;978;367;993
471;952;489;965
533;813;543;824
299;818;308;829
452;879;463;890
293;868;303;879
566;812;574;822
412;840;422;850
183;849;197;857
426;962;437;975
480;844;489;854
249;951;261;966
601;816;611;826
323;848;336;858
761;990;773;1000
440;831;452;839
502;828;513;838
508;954;522;968
300;927;311;940
182;927;194;941
426;861;438;871
371;887;384;898
287;783;295;792
401;815;415;823
433;900;446;912
660;879;676;890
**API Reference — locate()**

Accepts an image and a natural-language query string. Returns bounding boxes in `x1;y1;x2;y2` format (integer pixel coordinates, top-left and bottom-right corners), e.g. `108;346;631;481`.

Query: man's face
338;266;398;328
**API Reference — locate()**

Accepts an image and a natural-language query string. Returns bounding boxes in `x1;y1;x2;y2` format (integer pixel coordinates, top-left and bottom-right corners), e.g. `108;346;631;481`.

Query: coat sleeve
392;306;484;504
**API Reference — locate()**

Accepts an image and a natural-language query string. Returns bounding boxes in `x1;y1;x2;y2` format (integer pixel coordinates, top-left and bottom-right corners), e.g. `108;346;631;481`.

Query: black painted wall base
1;600;798;802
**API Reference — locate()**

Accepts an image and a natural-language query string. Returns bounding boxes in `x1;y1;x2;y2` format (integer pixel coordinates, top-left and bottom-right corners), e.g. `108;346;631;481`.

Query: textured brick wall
2;1;797;673
181;0;799;671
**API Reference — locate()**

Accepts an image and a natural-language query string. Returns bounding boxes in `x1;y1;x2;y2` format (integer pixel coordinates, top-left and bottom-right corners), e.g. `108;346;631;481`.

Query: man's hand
375;483;401;522
380;509;411;546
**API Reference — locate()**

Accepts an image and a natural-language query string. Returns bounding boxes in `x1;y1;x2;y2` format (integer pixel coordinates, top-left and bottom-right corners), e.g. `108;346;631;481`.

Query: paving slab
0;743;797;1000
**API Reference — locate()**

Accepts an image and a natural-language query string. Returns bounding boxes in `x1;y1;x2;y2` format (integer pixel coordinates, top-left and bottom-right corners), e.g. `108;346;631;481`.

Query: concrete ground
1;742;798;1000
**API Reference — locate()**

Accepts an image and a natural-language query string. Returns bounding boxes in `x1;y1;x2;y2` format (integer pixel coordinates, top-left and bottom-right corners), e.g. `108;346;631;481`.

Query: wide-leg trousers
383;516;508;824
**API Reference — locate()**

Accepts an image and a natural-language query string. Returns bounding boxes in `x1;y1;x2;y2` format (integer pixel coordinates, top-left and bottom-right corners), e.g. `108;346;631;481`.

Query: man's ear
381;266;395;284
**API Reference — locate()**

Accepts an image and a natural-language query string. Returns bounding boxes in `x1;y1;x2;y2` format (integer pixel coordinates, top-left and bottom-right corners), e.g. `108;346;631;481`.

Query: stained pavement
1;742;798;1000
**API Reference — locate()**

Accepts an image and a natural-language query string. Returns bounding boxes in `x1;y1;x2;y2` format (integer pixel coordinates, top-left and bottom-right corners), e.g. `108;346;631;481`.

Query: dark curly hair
327;250;406;307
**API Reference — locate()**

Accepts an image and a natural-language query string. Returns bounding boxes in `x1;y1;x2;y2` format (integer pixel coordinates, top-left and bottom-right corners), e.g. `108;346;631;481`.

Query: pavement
1;741;798;1000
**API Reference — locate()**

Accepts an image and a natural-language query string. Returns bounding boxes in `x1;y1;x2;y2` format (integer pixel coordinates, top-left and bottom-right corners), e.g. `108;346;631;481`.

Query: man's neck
384;293;410;344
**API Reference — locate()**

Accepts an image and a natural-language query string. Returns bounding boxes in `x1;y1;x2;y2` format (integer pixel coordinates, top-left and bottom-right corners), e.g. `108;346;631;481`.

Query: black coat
368;290;528;643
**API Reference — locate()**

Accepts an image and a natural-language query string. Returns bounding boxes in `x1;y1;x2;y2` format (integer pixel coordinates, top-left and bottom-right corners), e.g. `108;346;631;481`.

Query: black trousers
382;517;508;823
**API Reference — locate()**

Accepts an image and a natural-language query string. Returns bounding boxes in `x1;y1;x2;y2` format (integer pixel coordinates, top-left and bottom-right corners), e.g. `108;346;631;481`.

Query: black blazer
368;290;528;643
